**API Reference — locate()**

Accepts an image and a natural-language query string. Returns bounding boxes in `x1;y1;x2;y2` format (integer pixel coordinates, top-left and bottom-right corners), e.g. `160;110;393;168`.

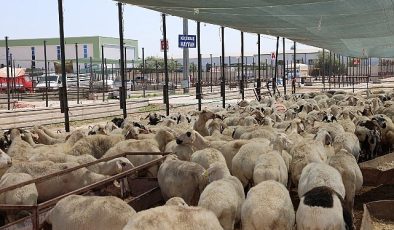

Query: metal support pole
101;45;105;102
210;54;213;92
142;47;145;98
241;31;245;100
44;40;49;107
75;43;80;104
183;18;189;94
196;21;202;111
293;41;296;94
322;49;325;90
273;36;279;94
282;37;286;95
221;26;225;108
162;13;170;116
89;57;93;91
118;2;127;118
5;37;10;110
257;34;261;100
329;51;332;90
57;0;70;132
229;56;231;89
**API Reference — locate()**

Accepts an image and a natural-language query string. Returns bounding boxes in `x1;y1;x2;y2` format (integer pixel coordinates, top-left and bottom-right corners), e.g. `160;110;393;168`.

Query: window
56;46;61;60
83;45;88;58
31;47;36;68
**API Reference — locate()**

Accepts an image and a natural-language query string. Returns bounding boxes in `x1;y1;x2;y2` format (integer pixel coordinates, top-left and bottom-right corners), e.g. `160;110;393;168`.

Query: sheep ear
285;124;291;132
116;161;123;172
325;134;332;145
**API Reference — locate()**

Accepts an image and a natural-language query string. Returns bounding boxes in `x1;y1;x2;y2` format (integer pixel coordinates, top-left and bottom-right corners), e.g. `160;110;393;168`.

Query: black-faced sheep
296;186;353;230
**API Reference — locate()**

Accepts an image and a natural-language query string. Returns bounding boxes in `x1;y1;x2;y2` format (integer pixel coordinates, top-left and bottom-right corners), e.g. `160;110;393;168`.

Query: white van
36;74;61;92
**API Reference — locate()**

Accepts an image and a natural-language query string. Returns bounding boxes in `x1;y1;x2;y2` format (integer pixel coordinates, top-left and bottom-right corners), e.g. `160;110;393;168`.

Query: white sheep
158;155;208;205
0;173;38;222
165;197;189;207
122;205;223;230
0;149;12;177
231;140;271;187
332;132;361;161
193;109;217;137
6;161;108;202
327;149;363;216
29;152;133;176
297;162;346;200
198;163;245;230
289;129;331;186
44;195;136;230
253;152;288;186
7;128;34;161
241;180;295;230
191;148;227;169
296;186;353;230
67;134;124;158
102;140;161;177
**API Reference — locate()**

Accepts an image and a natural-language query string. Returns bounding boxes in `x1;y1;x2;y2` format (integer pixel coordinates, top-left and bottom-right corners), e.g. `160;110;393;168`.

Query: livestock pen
0;151;169;230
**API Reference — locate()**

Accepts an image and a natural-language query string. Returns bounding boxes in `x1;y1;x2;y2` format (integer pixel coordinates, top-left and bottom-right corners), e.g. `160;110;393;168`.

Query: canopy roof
0;68;26;78
120;0;394;58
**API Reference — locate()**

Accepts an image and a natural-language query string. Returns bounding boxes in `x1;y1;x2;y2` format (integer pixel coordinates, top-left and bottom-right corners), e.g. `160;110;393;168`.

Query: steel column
241;32;245;100
282;37;286;95
44;40;49;107
257;34;261;100
162;13;170;115
75;43;80;104
118;2;127;118
221;26;225;108
57;0;70;132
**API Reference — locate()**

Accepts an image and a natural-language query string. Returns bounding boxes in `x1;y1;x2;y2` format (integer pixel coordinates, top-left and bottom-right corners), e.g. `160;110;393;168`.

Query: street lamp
210;54;213;92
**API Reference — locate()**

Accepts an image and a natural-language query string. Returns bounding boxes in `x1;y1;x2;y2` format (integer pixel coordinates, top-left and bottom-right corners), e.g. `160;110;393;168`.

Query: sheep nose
176;139;183;145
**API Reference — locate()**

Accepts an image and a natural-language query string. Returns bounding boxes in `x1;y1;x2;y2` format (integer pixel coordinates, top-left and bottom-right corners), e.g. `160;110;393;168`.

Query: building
0;36;138;71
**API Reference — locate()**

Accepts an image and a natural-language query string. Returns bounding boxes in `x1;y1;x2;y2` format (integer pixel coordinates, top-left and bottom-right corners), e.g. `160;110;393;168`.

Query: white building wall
0;44;94;70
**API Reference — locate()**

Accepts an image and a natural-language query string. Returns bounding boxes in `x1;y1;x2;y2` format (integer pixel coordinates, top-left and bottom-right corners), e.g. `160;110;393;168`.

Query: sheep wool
45;195;136;230
123;205;223;230
241;180;295;230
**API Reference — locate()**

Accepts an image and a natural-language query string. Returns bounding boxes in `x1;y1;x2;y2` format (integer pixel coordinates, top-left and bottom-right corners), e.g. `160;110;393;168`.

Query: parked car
35;74;62;92
112;80;133;98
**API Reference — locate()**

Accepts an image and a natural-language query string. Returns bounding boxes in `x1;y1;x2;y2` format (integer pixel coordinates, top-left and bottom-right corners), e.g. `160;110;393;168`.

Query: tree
139;56;179;73
310;51;346;76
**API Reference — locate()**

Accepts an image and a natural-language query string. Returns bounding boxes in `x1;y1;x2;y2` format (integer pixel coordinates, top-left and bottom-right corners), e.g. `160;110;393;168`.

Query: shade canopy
119;0;394;58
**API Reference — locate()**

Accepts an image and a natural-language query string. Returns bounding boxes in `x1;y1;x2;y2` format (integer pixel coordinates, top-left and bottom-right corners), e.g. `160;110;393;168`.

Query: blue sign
178;35;196;48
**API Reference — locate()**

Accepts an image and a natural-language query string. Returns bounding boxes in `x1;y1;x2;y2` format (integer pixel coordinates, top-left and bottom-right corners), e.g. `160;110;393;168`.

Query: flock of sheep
0;88;393;230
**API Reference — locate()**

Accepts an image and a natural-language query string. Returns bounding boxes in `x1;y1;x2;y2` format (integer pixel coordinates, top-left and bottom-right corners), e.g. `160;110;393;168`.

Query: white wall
0;44;94;70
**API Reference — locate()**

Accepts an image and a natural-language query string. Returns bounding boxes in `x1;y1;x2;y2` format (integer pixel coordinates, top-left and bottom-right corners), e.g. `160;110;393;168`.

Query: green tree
311;51;346;76
140;56;179;73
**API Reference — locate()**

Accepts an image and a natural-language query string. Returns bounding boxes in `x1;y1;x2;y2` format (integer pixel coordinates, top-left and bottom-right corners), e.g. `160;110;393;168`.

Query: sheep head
0;149;12;169
176;130;195;145
314;129;332;146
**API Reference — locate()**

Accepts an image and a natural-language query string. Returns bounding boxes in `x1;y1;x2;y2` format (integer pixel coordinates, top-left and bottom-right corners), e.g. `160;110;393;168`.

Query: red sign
353;59;360;65
271;52;276;60
161;39;169;52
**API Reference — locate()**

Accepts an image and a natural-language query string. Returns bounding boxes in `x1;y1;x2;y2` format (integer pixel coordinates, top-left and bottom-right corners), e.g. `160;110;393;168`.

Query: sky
1;0;320;59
